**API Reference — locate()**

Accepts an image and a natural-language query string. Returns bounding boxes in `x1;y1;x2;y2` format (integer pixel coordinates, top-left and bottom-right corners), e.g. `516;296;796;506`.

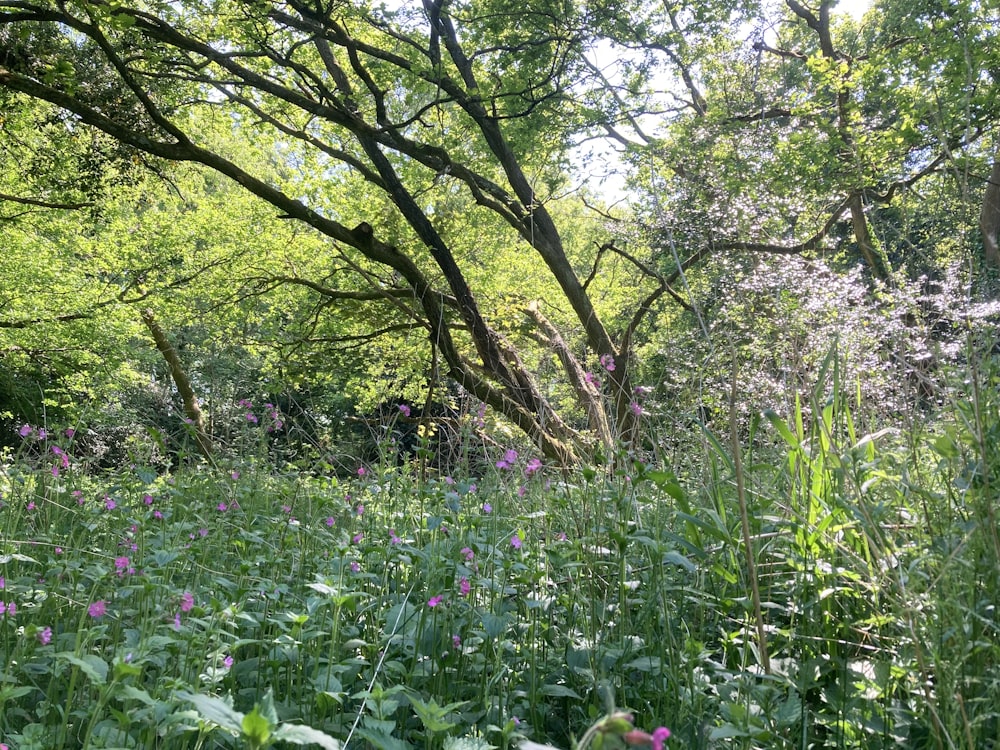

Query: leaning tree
1;0;995;461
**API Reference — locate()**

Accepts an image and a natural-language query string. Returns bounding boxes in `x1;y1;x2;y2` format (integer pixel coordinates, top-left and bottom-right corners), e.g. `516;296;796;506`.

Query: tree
1;0;995;462
0;0;678;462
613;0;999;281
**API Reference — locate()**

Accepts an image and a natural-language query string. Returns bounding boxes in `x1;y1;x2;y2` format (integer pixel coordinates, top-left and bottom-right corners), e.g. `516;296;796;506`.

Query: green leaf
242;706;273;748
763;409;800;449
539;684;581;699
409;695;469;732
56;652;109;686
273;723;341;749
177;691;245;733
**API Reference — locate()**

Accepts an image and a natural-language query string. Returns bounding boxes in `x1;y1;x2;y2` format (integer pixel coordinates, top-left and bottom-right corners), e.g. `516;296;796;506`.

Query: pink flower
600;353;616;371
357;466;367;477
350;561;361;572
452;634;462;649
356;504;364;516
174;612;182;631
525;458;543;476
584;371;600;389
181;592;195;612
398;404;411;417
88;600;106;618
652;726;671;750
18;424;32;437
37;626;52;645
510;534;522;550
427;595;443;608
352;533;363;544
0;576;4;588
389;529;402;544
65;428;75;438
459;577;471;597
461;547;474;561
517;485;526;497
223;655;234;668
143;494;154;505
624;727;671;750
217;502;228;512
495;448;519;470
104;496;116;511
325;516;335;527
115;556;130;570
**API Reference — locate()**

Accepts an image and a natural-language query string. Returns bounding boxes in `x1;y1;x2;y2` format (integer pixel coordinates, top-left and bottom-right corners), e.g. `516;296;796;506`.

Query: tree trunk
980;153;1000;269
848;193;891;281
140;308;213;459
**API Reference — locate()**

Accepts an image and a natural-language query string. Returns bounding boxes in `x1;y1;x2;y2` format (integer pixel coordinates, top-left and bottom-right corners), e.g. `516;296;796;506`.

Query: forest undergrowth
1;348;998;750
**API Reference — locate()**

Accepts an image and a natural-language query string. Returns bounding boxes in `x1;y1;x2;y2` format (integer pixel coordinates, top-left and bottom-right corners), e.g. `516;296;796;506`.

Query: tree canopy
0;0;996;462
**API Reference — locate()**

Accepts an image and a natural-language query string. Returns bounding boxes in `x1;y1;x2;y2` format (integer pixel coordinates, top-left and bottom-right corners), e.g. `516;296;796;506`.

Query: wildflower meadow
3;344;1000;750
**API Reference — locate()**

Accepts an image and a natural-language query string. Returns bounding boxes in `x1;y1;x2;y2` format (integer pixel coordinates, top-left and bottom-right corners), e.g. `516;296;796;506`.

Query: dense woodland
0;0;999;748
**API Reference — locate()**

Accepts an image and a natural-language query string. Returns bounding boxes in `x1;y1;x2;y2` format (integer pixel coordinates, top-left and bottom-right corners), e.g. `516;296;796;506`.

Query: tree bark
140;308;213;459
980;153;1000;269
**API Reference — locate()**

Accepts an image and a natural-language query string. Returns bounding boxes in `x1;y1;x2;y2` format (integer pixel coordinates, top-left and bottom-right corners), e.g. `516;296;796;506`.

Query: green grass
1;355;999;749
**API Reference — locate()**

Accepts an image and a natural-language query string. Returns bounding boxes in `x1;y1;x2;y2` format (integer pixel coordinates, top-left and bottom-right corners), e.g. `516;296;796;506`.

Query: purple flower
452;634;462;649
245;412;258;424
37;428;47;440
584;371;600;389
115;556;130;572
88;600;106;619
461;547;474;561
0;601;13;616
652;727;671;750
350;561;361;573
143;494;154;505
37;626;52;645
525;458;543;476
398;404;411;417
356;504;364;516
482;502;492;514
357;466;367;477
0;577;5;589
65;428;75;438
389;529;402;544
217;502;227;512
325;516;335;527
19;424;32;437
352;533;363;544
104;496;116;511
511;534;522;550
427;595;443;608
459;577;471;597
173;612;182;631
600;353;616;371
630;401;643;416
181;592;195;612
223;655;234;669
